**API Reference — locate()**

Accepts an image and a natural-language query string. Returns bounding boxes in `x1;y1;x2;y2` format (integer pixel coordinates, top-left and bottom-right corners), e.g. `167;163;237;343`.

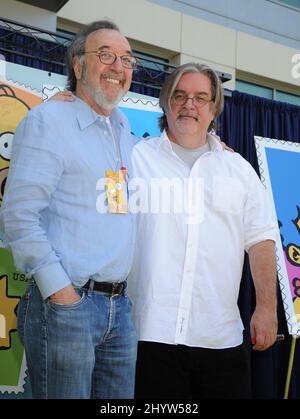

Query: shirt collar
75;96;125;131
156;130;173;152
158;130;223;152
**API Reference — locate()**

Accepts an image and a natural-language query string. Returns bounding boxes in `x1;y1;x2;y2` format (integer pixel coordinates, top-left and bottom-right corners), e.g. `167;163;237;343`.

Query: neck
167;129;207;149
75;84;113;116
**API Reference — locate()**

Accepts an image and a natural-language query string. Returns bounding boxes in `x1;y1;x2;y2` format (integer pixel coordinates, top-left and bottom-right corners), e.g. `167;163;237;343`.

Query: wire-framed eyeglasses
83;50;138;69
172;92;213;108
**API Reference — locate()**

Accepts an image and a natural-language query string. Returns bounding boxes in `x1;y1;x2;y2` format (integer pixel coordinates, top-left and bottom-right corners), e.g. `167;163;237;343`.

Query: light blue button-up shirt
0;97;136;299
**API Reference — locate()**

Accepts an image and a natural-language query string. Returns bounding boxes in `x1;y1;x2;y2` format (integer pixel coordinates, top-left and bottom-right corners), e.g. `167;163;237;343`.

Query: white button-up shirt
128;131;278;349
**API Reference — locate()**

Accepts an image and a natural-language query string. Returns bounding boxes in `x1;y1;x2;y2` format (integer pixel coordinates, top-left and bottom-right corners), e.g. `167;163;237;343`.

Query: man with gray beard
0;21;137;399
129;63;278;399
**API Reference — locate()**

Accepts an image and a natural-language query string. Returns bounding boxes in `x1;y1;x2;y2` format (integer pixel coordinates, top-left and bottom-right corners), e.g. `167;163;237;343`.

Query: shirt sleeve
0;108;71;299
243;163;279;253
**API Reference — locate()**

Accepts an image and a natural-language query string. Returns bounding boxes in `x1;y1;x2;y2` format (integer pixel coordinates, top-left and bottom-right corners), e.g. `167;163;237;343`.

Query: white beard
89;86;124;111
81;63;125;112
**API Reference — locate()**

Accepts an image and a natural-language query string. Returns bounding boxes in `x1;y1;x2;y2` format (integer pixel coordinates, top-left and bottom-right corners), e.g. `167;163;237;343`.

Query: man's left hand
50;90;75;102
213;134;234;152
250;306;278;351
220;141;234;152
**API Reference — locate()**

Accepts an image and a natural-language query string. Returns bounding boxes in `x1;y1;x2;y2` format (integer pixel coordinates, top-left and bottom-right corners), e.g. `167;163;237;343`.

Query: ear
73;56;82;81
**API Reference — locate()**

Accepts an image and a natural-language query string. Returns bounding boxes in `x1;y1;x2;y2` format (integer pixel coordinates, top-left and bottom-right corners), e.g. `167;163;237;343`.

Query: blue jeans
17;281;137;399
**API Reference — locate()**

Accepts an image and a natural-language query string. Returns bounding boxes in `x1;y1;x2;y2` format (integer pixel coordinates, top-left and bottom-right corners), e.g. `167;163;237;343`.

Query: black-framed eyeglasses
172;92;213;108
84;50;138;69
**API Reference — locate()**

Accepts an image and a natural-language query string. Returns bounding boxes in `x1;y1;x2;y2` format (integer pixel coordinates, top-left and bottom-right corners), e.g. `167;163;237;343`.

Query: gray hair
66;20;120;92
159;62;224;133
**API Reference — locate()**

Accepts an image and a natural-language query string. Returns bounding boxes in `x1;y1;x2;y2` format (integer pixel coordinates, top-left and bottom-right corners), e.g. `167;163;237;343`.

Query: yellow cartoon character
0;84;31;206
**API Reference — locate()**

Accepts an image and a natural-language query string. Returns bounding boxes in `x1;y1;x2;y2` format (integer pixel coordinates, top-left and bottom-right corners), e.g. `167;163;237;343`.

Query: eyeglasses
172;92;213;108
83;50;138;69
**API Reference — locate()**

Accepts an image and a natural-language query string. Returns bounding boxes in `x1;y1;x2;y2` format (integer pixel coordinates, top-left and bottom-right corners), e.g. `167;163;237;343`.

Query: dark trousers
135;341;252;399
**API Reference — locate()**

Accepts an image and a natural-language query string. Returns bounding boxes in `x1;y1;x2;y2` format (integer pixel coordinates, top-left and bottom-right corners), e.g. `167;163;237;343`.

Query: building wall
57;0;300;92
0;0;57;32
1;0;299;94
148;0;300;50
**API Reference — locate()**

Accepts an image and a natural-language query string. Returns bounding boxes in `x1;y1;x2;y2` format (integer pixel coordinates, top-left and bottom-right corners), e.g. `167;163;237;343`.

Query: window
130;50;174;97
133;50;171;72
235;80;273;99
276;91;300;106
236;79;300;106
270;0;300;11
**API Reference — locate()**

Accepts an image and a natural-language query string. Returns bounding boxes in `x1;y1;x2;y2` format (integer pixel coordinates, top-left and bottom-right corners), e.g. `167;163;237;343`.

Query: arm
0;108;79;303
242;158;279;350
51;94;234;151
248;240;278;351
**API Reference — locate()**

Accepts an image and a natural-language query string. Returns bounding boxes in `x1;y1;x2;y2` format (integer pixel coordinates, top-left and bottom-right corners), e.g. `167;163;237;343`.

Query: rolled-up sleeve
0;110;71;299
243;165;279;252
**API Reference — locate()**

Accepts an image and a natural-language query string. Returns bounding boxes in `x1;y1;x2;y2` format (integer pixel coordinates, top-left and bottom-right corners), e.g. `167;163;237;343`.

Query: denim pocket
47;289;87;311
17;291;30;345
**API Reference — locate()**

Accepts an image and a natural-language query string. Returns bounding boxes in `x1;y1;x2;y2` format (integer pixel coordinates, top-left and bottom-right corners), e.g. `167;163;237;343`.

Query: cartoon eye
0;132;14;161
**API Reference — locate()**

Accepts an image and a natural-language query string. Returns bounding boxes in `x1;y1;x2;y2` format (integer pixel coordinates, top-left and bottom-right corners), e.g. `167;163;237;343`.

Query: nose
184;97;196;109
110;55;124;72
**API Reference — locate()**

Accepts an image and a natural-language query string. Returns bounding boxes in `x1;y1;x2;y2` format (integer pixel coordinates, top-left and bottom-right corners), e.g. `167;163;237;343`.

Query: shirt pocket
212;176;245;214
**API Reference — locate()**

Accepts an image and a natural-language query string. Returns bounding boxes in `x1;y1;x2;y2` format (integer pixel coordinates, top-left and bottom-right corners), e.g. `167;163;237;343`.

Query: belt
83;279;126;296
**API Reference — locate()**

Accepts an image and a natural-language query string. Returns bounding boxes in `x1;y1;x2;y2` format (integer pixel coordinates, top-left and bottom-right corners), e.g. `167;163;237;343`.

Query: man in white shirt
129;62;278;398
